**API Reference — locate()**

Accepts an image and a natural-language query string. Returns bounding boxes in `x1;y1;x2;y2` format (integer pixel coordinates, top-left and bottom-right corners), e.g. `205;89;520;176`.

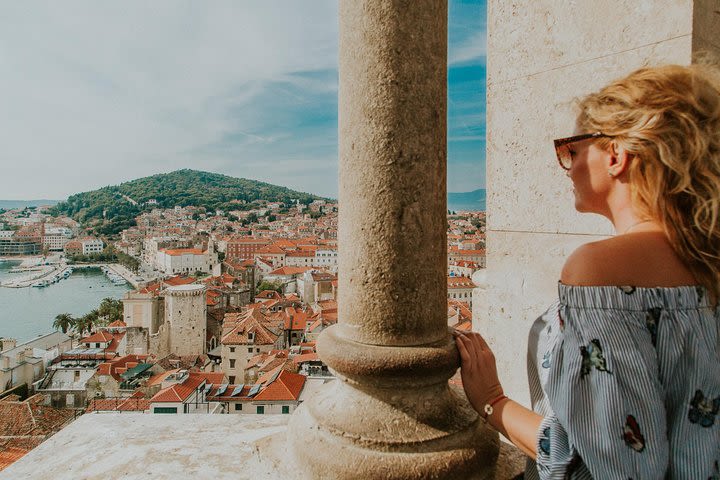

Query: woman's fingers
455;335;473;370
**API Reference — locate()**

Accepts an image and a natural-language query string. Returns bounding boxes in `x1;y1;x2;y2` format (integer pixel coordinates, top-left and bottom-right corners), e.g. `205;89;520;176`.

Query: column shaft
287;2;498;478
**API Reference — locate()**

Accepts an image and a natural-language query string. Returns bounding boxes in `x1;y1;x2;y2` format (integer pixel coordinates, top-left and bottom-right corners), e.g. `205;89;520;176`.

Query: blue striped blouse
525;284;719;479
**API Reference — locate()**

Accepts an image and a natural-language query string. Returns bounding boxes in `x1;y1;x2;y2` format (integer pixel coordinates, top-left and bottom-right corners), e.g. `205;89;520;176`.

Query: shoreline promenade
1;258;144;289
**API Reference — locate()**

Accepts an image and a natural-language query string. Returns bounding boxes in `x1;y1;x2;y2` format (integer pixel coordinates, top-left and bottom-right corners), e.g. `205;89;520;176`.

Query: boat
32;280;49;288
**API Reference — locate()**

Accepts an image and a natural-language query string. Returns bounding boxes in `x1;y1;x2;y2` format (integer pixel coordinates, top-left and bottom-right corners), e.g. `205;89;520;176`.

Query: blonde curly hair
577;61;720;301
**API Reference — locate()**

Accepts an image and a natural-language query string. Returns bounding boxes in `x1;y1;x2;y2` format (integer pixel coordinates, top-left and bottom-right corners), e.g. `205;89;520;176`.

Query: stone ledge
0;413;528;480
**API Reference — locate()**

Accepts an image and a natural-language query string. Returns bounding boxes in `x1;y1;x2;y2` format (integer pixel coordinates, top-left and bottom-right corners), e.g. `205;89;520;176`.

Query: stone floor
1;413;527;479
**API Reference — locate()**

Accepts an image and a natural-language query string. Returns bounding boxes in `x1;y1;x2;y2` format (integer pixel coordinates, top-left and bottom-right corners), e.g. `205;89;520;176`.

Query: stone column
287;1;498;478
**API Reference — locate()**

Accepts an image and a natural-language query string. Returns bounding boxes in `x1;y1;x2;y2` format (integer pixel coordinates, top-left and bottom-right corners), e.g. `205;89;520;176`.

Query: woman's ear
608;141;632;178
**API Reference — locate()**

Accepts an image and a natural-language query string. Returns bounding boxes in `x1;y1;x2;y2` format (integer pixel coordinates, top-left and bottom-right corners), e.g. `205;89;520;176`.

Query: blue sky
0;1;486;200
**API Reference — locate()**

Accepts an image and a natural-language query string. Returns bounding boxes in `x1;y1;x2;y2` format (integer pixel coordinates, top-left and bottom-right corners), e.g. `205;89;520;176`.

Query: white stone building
0;333;73;394
81;238;104;255
156;248;216;275
43;227;73;252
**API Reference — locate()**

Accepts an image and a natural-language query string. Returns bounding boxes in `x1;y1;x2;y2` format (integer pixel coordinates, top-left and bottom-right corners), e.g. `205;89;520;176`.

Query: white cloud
0;1;486;199
0;1;338;199
449;30;487;65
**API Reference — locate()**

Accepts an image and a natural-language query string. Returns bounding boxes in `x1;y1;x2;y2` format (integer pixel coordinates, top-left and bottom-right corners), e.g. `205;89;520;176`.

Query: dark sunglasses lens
555;145;572;170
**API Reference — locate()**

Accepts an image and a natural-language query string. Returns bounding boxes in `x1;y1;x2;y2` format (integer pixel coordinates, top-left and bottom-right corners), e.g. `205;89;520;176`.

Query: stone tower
164;284;207;356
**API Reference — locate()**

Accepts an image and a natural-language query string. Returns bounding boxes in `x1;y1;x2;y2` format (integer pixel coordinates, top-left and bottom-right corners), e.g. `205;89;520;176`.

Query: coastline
0;256;145;290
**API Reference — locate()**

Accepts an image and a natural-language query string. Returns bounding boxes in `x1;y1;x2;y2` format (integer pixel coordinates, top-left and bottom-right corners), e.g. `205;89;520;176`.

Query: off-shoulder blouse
525;284;719;479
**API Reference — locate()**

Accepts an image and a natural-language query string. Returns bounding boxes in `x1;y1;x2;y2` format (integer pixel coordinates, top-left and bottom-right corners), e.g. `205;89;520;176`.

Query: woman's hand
453;330;504;415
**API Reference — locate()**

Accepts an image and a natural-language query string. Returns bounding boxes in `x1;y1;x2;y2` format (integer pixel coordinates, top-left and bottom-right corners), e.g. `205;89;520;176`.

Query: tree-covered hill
51;169;328;235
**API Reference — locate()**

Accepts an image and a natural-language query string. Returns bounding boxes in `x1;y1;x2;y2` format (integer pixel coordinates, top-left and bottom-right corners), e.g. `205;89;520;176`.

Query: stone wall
481;0;720;406
164;285;207;356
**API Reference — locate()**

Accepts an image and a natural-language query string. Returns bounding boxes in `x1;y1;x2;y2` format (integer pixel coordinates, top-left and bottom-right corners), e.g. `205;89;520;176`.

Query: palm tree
75;310;99;336
53;313;74;334
98;298;122;324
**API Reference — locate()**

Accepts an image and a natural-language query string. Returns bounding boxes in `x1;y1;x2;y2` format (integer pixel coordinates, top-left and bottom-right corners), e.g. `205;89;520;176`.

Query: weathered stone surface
284;1;499;478
1;414;526;480
692;0;720;56
0;413;290;480
336;0;449;347
487;0;692;85
487;35;692;235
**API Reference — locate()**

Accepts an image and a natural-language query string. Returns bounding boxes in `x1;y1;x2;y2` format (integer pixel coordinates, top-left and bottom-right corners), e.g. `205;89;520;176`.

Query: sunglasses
553;132;610;170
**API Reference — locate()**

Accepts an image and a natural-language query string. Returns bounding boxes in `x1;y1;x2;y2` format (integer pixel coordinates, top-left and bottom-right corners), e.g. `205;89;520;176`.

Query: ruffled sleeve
537;287;670;479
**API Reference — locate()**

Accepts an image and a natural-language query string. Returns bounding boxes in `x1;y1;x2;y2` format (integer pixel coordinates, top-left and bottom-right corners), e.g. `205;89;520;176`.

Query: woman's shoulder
561;233;698;287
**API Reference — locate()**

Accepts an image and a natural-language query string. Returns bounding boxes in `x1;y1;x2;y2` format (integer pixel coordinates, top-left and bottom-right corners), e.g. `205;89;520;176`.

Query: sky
0;1;486;200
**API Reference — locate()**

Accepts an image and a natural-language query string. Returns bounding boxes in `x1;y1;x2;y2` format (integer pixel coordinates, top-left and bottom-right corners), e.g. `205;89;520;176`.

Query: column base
286;328;500;480
287;383;498;480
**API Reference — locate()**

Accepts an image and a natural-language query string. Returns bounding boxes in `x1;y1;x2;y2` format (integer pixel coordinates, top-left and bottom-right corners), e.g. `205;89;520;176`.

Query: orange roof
221;312;278;346
457;249;485;255
285;250;314;257
150;374;205;403
207;384;252;400
283;307;309;331
164;276;197;287
81;330;114;344
268;266;312;276
447;276;477;289
254;370;305;402
161;248;205;256
146;369;180;387
107;320;127;328
0;446;29;471
292;352;319;365
454;320;472;331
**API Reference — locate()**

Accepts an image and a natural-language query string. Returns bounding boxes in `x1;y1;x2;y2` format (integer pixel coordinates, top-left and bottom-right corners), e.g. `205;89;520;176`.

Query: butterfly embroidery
623;415;645;452
618;285;636;295
688;390;720;428
708;460;719;480
538;427;550;456
645;307;662;346
580;339;612;378
541;350;551;369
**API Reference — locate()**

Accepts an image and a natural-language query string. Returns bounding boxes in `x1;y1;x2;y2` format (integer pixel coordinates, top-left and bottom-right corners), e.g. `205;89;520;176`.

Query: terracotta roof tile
254;370;305;402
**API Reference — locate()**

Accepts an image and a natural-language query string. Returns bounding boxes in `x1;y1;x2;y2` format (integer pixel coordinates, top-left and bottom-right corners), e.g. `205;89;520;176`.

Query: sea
0;260;130;343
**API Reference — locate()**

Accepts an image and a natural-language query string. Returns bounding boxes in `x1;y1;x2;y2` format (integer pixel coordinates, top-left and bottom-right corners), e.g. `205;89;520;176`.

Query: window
230;347;235;353
154;407;178;414
248;348;253;353
282;405;290;414
235;403;242;411
230;359;236;368
256;348;260;352
229;376;235;383
74;371;80;381
256;405;265;414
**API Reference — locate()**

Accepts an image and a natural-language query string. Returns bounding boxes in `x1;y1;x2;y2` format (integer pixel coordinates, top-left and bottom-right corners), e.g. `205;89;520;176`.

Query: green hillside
51;169;327;236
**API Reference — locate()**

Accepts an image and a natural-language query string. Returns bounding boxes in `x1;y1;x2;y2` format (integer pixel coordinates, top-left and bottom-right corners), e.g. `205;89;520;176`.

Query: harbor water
0;260;131;342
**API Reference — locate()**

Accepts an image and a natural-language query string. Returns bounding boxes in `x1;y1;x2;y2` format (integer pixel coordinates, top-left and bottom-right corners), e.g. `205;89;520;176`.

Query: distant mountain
448;189;485;212
51;169;329;236
0;199;60;209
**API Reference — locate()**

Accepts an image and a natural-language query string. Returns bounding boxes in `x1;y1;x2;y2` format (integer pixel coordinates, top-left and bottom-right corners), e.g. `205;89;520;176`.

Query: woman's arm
454;330;543;459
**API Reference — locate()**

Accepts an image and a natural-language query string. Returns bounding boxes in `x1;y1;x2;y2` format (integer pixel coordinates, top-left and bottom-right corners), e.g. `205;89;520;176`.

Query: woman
455;63;720;479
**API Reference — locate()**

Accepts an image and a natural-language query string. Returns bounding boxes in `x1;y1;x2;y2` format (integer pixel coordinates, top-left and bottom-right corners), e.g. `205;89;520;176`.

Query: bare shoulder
561;233;698;287
560;240;616;286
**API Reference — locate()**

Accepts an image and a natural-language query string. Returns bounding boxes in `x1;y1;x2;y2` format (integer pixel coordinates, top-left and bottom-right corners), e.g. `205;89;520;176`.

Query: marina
0;260;132;342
